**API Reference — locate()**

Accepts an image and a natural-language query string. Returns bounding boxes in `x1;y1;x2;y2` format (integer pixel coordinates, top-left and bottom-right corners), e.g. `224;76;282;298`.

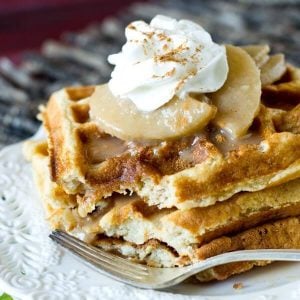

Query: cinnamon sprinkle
152;67;176;79
127;24;136;30
175;69;197;92
154;44;190;64
196;45;204;52
142;31;155;39
157;33;172;42
163;44;169;51
165;67;176;77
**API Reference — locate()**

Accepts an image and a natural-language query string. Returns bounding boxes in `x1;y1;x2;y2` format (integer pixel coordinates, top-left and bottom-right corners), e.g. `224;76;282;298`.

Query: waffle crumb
233;282;244;289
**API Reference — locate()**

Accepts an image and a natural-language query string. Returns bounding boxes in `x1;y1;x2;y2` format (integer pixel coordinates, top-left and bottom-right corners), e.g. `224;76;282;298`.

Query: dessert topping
108;15;228;111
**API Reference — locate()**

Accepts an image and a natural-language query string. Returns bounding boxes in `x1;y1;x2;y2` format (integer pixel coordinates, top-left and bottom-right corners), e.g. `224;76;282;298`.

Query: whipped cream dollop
108;15;228;112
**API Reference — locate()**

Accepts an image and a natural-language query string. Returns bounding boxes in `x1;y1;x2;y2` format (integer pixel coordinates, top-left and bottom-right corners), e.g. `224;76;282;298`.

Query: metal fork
50;230;300;289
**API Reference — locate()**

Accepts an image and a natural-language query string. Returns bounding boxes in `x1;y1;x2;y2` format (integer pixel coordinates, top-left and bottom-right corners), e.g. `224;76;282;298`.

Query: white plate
1;140;300;300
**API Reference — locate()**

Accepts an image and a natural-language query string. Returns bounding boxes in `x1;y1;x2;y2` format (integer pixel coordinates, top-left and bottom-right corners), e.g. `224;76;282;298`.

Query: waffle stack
24;45;300;282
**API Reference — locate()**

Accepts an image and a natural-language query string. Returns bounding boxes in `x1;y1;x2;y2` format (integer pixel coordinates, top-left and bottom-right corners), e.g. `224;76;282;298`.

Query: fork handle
156;249;300;289
189;249;300;275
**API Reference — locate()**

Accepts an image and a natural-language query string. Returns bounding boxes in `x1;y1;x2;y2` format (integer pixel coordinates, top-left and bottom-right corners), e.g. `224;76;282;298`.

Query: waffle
42;72;300;217
25;140;300;281
25;46;300;282
97;216;300;282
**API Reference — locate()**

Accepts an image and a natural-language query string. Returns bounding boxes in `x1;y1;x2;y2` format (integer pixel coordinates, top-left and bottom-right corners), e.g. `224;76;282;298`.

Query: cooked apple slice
242;44;270;67
89;84;216;141
287;64;300;80
260;54;286;86
210;45;261;138
242;46;286;86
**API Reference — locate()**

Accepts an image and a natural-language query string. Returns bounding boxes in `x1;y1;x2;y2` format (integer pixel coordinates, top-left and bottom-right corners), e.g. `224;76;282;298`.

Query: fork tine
50;231;148;278
50;233;146;280
53;230;148;272
50;232;147;277
50;233;146;281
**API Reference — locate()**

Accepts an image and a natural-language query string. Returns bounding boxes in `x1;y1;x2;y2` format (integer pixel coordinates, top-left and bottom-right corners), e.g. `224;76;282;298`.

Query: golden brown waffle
96;215;300;282
25;51;300;282
24;140;300;281
42;70;300;217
